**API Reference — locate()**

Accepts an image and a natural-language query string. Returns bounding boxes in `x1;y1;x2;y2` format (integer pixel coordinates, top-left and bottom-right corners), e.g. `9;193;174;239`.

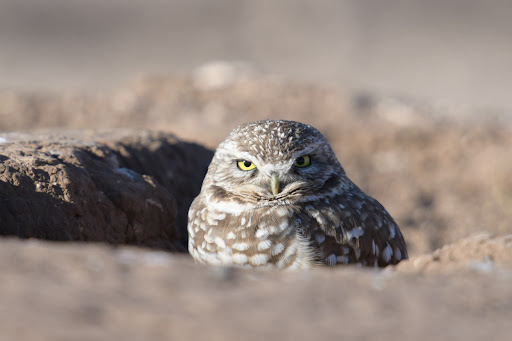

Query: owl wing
306;184;408;267
345;191;408;266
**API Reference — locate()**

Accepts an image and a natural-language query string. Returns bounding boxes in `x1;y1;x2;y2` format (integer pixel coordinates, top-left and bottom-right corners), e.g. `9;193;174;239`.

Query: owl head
203;120;346;206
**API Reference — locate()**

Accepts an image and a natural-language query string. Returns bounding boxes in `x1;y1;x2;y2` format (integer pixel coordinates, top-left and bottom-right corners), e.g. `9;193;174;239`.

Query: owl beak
270;173;280;195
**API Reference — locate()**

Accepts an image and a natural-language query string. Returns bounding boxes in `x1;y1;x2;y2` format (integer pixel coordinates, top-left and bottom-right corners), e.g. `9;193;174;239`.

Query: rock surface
0;129;213;250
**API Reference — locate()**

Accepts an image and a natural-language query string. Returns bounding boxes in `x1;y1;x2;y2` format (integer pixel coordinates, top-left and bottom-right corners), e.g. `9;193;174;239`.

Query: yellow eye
237;160;256;171
293;155;311;168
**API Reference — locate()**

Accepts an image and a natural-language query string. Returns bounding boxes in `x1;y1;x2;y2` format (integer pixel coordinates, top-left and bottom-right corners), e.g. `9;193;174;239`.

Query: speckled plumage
188;120;407;270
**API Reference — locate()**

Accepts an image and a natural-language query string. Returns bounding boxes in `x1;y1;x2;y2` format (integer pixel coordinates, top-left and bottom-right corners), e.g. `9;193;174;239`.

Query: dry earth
0;236;511;341
1;73;511;339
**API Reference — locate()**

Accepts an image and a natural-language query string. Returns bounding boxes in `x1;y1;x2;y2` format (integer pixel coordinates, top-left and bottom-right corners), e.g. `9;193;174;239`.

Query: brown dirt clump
397;233;512;273
0;129;213;250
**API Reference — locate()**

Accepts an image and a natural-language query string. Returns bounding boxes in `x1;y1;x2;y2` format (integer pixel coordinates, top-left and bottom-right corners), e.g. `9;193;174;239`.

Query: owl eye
237;160;256;171
293;155;311;168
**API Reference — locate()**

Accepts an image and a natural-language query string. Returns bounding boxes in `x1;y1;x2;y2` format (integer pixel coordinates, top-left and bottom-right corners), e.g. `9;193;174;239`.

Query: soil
0;73;511;340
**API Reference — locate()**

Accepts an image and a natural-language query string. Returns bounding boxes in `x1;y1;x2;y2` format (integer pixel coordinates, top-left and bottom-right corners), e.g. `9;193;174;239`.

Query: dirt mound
0;129;213;250
397;234;512;273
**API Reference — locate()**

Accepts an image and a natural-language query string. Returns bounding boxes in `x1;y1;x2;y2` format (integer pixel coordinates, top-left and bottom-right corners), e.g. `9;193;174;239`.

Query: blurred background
0;0;511;114
0;0;511;257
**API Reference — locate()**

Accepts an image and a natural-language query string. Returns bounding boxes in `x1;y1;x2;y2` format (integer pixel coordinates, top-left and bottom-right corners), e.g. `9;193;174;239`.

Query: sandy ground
0;71;511;339
0;236;511;341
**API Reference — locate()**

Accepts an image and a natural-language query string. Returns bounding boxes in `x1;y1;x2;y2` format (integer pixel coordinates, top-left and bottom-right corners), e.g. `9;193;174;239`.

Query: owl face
204;120;345;206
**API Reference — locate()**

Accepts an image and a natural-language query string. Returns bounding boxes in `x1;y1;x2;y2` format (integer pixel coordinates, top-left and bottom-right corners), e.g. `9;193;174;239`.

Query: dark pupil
243;161;252;167
296;157;305;165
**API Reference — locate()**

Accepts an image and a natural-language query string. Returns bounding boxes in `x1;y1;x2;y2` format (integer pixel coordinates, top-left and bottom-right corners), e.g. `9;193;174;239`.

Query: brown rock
0;129;213;251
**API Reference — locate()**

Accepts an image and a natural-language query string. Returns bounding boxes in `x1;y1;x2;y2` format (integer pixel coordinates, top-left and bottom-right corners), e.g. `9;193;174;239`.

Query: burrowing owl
188;120;407;269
